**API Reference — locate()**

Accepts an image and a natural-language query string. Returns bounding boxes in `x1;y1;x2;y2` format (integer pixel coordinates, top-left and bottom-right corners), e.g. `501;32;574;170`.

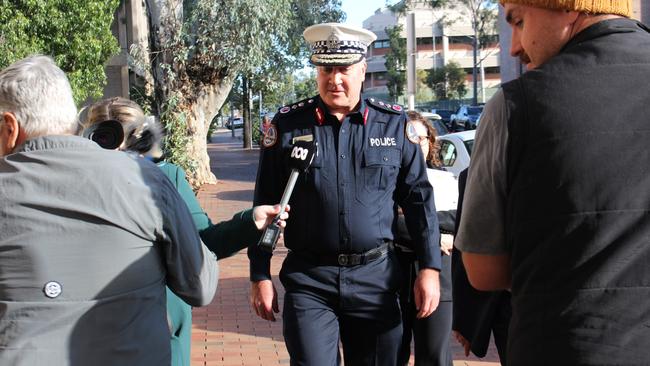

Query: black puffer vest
502;19;650;365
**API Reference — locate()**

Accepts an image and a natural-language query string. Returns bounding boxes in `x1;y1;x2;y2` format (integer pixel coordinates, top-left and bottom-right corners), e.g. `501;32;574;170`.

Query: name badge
369;137;396;147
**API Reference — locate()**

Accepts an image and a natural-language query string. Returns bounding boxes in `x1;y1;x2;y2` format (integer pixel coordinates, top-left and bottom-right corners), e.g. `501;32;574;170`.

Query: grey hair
0;55;78;137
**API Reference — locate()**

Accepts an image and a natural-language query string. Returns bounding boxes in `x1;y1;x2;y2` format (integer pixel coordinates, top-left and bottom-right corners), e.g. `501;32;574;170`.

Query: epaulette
276;96;318;118
366;97;403;114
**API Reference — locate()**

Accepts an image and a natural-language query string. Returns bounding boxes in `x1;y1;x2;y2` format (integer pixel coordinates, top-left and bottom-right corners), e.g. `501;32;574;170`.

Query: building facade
362;4;501;104
103;0;150;100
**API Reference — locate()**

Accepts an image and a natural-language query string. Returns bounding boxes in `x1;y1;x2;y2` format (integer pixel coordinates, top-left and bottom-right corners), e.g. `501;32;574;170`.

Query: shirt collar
563;18;643;52
16;135;99;153
316;96;369;125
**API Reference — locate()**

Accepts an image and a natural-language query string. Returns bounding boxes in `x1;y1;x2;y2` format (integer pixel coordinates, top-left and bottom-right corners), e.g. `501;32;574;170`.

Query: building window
416;38;432;46
449;36;474;45
374;40;390;49
374;72;388;81
481;34;499;45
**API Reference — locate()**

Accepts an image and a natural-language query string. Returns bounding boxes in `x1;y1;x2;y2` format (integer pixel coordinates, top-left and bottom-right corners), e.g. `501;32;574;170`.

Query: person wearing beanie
455;0;650;365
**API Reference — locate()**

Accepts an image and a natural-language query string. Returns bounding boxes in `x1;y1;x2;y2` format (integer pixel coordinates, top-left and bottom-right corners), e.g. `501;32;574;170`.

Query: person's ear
1;112;21;152
564;10;580;24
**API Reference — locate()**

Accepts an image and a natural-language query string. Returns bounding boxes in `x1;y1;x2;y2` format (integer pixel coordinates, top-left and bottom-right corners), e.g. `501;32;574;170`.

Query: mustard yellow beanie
499;0;631;17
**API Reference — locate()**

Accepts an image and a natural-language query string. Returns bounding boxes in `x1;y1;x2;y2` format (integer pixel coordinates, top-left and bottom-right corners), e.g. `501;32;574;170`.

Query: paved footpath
191;129;501;366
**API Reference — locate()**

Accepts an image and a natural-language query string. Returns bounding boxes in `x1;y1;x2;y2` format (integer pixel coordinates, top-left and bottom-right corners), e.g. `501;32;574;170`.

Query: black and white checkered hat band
311;40;368;54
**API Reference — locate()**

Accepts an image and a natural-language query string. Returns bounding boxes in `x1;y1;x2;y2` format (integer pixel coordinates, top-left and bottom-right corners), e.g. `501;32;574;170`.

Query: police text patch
369;137;396;147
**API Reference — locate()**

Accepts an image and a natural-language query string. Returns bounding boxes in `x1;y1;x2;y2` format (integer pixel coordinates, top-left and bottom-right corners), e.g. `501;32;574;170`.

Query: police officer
248;23;441;366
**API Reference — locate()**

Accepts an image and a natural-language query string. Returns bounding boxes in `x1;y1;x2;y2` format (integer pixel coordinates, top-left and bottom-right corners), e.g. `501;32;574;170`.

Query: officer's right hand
250;280;279;321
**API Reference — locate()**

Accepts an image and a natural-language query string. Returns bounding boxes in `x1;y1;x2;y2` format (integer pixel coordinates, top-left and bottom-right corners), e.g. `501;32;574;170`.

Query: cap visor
310;54;364;67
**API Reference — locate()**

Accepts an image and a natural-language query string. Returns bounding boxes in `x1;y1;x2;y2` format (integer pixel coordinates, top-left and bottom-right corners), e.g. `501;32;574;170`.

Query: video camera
82;120;125;150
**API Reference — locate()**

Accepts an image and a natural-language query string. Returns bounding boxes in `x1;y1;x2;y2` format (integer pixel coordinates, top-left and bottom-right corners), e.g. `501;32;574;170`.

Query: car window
427;119;449;136
464;139;474;156
468;106;483;115
439;140;457;167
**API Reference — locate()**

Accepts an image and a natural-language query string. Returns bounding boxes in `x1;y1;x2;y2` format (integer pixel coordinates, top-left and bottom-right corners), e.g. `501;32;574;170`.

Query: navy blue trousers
279;250;403;366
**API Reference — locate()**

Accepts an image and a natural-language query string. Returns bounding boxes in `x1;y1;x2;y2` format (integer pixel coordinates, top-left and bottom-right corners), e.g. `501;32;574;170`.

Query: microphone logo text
291;146;309;161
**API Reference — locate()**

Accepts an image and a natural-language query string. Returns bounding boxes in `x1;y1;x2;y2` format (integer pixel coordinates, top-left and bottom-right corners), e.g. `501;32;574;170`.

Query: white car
437;130;475;177
226;117;244;129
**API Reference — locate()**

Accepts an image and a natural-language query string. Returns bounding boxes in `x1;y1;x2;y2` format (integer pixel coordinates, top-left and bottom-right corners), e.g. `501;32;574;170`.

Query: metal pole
432;11;436;71
472;32;478;105
230;101;235;138
259;90;263;133
406;12;416;111
480;60;486;103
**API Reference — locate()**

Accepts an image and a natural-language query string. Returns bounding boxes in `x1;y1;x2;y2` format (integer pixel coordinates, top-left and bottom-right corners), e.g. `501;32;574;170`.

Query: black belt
291;242;393;267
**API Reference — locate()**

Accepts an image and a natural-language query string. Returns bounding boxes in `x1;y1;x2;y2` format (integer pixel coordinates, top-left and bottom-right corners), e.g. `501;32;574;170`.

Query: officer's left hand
413;268;440;319
252;204;290;230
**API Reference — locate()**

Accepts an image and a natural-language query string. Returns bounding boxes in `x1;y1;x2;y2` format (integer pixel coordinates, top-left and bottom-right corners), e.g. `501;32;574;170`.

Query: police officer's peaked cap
304;23;377;66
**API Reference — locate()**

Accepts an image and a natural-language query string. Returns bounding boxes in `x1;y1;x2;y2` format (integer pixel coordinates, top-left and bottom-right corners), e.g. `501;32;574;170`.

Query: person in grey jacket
0;55;216;365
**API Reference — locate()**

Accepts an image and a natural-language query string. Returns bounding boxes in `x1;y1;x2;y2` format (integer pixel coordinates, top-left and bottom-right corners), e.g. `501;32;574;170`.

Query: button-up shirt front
250;96;440;281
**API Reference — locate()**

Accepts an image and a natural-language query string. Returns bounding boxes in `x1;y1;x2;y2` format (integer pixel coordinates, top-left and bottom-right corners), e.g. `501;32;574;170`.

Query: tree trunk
242;76;252;149
145;0;237;187
183;75;236;186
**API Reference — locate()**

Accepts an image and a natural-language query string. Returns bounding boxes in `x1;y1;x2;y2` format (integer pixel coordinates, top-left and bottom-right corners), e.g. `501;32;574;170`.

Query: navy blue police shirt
249;95;440;281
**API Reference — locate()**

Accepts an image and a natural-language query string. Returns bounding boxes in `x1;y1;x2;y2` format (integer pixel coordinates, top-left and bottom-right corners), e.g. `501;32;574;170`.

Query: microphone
258;139;317;253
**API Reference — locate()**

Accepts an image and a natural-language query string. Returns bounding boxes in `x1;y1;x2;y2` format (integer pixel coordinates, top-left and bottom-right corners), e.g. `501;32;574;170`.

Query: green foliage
141;0;343;180
0;0;120;104
130;85;154;115
160;92;196;173
384;24;406;101
425;61;467;100
415;69;433;102
252;120;262;145
293;71;318;101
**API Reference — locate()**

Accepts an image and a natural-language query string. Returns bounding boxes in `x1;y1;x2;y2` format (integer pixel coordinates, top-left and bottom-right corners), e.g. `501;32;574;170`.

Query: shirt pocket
355;147;401;206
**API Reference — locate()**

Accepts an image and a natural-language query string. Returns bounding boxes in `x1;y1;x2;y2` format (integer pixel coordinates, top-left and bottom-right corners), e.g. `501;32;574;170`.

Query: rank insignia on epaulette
262;125;278;148
366;97;403;114
277;97;316;117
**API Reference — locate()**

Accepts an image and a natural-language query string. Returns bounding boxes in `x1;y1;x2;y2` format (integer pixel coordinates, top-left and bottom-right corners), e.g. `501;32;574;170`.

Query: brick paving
192;129;502;366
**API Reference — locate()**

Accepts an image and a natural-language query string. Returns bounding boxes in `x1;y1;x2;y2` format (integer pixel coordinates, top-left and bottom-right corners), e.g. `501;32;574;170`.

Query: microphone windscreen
288;140;316;172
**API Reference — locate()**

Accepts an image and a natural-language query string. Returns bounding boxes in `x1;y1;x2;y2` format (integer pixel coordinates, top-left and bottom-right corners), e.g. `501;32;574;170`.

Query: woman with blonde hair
81;97;287;366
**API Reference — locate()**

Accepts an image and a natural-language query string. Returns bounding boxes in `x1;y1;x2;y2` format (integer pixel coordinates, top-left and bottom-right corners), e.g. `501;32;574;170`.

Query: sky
341;0;397;27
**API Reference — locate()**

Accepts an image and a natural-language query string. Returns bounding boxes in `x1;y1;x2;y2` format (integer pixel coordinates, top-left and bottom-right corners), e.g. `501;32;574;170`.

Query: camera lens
86;120;125;150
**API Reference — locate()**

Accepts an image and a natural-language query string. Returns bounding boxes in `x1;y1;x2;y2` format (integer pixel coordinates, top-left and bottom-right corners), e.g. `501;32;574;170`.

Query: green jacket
158;161;261;366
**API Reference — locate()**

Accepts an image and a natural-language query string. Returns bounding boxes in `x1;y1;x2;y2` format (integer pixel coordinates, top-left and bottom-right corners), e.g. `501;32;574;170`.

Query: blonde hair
82;97;163;156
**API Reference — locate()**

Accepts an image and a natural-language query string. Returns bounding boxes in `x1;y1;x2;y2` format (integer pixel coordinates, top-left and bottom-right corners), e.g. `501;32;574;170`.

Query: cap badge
327;32;340;51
